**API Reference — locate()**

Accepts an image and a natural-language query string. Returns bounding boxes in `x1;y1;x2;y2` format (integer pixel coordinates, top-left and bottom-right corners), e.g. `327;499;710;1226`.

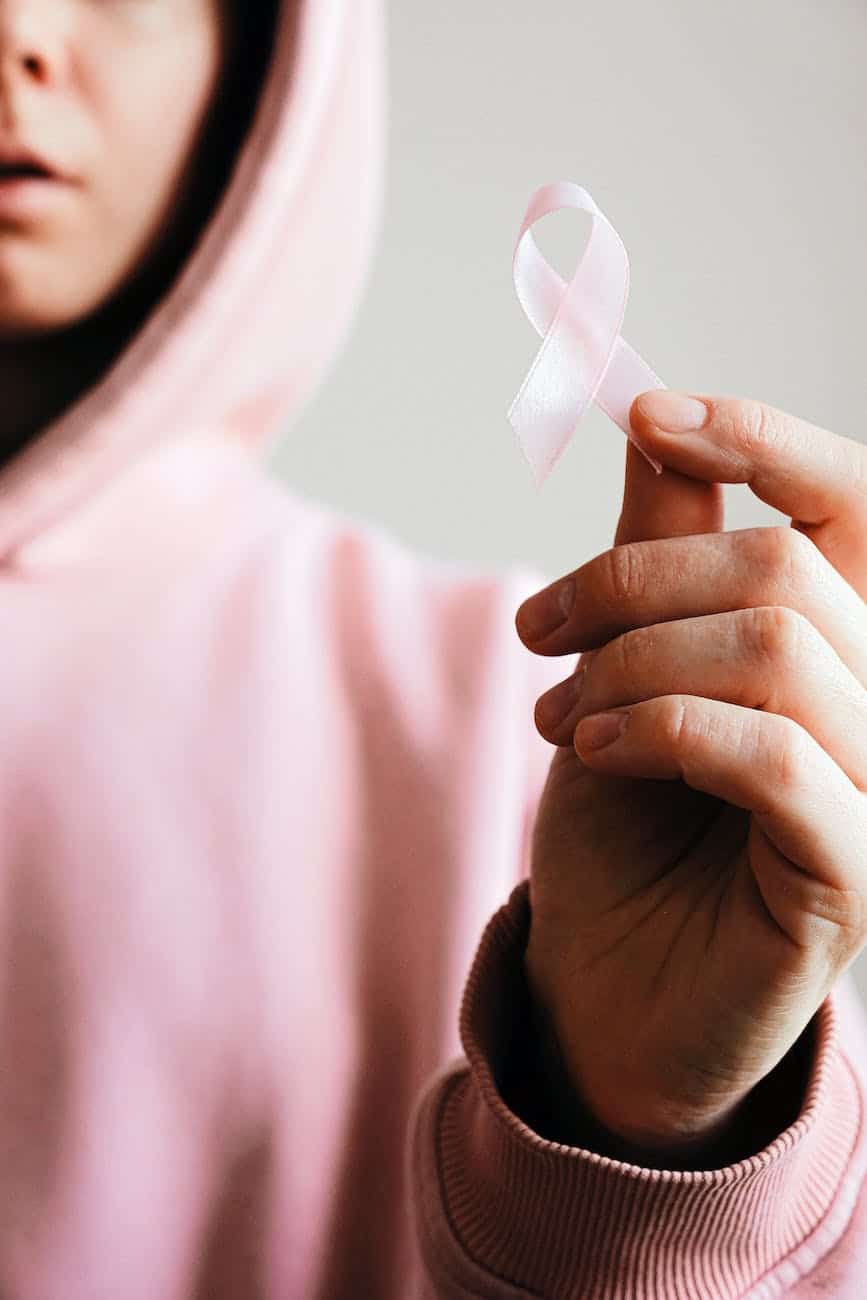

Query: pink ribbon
507;181;665;485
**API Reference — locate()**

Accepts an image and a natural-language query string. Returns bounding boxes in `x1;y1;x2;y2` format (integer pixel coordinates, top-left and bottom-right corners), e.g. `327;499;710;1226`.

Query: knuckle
829;888;867;956
660;695;696;751
847;885;867;953
612;626;645;682
785;525;821;581
730;398;785;456
746;525;788;580
763;714;811;792
746;604;808;672
748;524;817;593
793;886;860;955
604;542;647;608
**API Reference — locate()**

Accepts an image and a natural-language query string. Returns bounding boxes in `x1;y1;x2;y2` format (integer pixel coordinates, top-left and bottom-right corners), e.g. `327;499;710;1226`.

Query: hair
209;0;285;204
88;0;286;346
218;0;285;175
150;0;285;282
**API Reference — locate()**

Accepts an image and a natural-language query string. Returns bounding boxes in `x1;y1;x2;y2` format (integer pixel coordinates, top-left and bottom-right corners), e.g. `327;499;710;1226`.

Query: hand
515;391;867;1166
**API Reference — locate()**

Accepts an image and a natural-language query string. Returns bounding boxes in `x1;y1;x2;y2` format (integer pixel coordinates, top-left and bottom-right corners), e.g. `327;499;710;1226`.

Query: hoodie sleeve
408;571;867;1300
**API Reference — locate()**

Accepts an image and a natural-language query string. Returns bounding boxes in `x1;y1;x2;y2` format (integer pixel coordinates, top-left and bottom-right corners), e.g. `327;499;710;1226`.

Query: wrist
505;967;816;1171
510;1009;747;1169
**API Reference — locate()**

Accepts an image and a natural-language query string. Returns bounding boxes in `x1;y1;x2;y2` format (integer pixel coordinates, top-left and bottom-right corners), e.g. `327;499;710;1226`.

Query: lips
0;163;52;179
0;144;59;180
0;146;72;220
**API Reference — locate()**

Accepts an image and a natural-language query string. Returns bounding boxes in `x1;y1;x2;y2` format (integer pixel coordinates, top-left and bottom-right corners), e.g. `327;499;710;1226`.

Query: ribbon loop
507;182;665;485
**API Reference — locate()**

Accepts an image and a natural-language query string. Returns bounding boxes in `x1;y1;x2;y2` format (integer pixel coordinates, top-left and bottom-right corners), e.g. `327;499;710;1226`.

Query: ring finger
534;604;867;791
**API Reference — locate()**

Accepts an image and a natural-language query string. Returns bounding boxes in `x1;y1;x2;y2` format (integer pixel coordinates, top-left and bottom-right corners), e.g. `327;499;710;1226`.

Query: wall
275;0;867;999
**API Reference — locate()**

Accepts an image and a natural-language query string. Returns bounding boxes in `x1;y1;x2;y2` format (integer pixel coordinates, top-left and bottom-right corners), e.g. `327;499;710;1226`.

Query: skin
0;0;277;468
515;389;867;1169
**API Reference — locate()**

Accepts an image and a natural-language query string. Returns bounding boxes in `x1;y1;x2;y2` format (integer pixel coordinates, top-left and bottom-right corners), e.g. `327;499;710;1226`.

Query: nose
0;1;67;96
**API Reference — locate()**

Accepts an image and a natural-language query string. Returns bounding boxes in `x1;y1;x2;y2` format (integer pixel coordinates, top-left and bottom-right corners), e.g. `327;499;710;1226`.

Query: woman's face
0;0;229;340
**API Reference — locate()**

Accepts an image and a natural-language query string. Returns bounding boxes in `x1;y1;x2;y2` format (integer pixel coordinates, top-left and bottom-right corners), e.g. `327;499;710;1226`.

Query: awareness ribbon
507;181;666;485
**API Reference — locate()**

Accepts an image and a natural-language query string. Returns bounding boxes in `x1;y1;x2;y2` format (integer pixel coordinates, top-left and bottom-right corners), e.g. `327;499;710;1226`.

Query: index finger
629;391;867;597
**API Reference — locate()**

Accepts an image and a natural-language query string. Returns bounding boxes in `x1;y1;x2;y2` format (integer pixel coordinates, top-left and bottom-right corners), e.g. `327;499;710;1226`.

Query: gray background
274;0;867;992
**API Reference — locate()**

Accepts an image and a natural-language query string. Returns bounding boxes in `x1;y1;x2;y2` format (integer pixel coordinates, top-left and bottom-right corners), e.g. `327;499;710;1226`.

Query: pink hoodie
2;0;867;1296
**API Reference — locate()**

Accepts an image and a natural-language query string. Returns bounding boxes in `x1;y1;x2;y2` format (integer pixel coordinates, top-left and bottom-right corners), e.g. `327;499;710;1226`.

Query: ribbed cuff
433;880;860;1300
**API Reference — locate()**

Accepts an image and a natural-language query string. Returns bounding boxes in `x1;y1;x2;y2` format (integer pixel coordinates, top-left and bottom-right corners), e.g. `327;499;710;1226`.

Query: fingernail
638;391;709;434
536;658;588;731
576;710;630;751
517;578;575;643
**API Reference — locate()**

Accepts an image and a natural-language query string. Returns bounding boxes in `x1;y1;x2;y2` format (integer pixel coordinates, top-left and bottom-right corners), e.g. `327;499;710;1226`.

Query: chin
3;226;132;338
0;308;78;342
0;275;105;341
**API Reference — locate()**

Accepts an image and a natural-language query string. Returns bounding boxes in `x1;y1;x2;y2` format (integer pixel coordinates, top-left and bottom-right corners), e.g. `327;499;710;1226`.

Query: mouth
0;162;56;181
0;158;74;224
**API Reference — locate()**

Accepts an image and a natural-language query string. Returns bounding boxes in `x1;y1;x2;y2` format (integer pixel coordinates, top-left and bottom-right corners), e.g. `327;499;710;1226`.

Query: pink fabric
507;181;666;484
1;0;866;1296
413;887;867;1298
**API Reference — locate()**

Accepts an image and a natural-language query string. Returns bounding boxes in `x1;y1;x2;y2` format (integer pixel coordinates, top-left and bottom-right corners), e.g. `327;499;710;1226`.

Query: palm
528;702;817;1126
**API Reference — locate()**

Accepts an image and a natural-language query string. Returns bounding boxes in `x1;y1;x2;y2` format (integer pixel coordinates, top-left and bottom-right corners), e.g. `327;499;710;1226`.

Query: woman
1;0;865;1295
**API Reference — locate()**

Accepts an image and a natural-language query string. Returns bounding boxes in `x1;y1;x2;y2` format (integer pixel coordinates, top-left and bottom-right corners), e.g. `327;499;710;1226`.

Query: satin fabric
508;181;666;484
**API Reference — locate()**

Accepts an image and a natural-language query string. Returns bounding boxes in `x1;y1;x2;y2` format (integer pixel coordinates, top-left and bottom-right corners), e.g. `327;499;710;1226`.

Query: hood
0;0;386;561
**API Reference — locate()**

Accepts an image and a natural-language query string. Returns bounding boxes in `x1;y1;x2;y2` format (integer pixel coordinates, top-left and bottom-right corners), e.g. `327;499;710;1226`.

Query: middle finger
516;524;867;689
534;605;867;791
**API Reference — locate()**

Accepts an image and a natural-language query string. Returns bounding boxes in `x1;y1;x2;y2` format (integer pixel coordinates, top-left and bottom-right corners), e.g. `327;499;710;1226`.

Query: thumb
531;392;731;930
615;393;724;547
539;390;728;855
